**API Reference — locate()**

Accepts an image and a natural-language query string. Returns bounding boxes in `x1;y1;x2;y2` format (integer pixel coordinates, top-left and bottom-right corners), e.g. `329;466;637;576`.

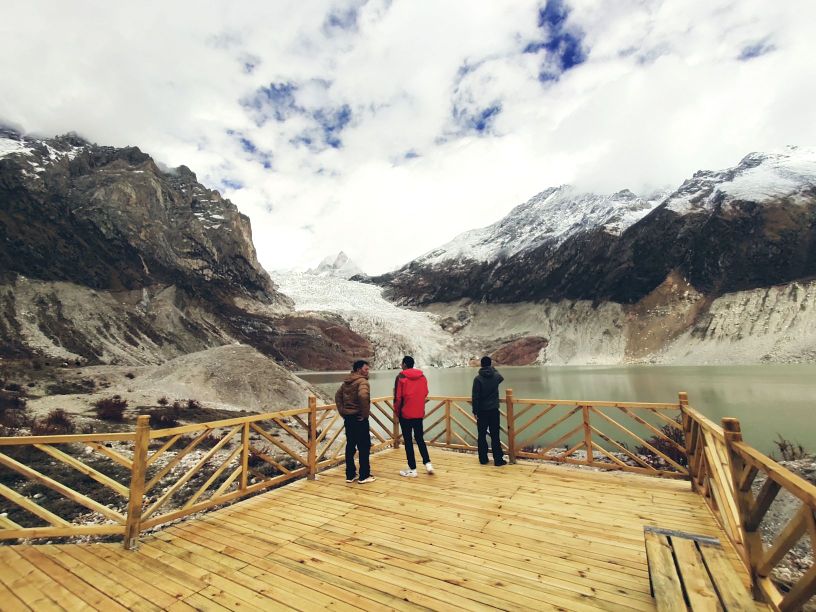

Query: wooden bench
644;526;761;611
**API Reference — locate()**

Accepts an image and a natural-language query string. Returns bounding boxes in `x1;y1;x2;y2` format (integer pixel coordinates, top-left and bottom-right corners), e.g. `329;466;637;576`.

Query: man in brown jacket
335;360;375;483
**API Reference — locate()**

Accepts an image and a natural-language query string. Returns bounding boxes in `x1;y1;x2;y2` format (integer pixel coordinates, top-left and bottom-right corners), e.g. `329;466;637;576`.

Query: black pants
476;410;504;464
399;418;431;470
344;416;371;480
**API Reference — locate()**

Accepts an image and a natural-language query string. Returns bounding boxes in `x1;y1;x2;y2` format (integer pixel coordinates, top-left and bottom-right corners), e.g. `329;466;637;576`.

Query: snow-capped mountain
419;186;666;266
664;146;816;214
307;251;364;279
378;147;816;306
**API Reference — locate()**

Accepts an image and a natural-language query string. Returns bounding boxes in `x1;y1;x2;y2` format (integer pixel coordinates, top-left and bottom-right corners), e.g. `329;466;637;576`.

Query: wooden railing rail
723;419;816;611
681;403;746;567
1;387;812;612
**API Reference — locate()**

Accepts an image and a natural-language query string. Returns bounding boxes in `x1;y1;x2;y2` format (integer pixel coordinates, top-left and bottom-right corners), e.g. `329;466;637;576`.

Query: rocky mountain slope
366;147;816;365
378;147;816;306
0;130;371;369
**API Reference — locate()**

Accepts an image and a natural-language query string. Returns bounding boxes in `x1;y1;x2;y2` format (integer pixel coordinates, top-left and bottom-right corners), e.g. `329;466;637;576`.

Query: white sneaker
399;468;418;478
424;462;434;475
358;476;376;484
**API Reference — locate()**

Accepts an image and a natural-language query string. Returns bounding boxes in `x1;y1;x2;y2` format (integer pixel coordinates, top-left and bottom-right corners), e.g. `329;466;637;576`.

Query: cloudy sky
2;1;814;274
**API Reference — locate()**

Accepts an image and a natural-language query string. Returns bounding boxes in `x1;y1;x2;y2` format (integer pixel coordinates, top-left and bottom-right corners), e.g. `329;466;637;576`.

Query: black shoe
495;460;507;467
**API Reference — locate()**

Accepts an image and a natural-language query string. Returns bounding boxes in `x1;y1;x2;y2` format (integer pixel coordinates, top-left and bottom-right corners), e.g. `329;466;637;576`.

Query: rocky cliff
0;130;371;368
378;148;816;306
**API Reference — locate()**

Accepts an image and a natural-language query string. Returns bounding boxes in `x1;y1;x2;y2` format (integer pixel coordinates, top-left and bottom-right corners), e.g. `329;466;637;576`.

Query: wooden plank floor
0;449;748;611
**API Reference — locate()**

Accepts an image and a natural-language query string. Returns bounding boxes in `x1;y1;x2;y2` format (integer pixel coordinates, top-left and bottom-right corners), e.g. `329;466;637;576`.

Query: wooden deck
0;448;747;611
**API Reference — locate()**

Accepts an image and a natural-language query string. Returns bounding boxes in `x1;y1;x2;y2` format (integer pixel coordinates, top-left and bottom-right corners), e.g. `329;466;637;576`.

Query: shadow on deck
0;448;745;611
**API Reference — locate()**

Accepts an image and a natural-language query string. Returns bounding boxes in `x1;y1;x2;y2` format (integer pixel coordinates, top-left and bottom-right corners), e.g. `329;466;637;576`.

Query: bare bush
93;395;128;421
31;409;76;435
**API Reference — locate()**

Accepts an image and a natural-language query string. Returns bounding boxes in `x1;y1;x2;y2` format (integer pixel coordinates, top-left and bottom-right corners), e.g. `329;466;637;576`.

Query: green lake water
299;365;816;456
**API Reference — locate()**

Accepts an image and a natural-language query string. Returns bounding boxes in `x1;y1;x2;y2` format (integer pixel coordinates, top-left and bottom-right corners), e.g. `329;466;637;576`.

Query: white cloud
1;0;814;275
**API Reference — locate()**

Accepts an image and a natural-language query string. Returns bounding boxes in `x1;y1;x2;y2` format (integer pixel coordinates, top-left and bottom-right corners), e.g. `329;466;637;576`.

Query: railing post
240;422;250;490
307;396;317;480
445;399;452;447
124;415;150;550
723;417;762;598
679;392;696;490
505;389;516;464
392;399;400;449
582;405;592;466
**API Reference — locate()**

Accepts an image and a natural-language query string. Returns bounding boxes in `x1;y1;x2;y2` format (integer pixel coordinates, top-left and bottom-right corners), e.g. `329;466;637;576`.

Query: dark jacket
472;366;504;414
335;372;370;419
394;368;429;419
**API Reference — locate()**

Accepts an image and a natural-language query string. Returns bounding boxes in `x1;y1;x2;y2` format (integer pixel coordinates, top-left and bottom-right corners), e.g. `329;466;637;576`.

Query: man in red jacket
393;355;433;477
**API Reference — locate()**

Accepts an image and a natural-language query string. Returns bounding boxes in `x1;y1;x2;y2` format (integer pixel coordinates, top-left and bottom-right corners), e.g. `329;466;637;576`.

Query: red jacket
394;368;429;419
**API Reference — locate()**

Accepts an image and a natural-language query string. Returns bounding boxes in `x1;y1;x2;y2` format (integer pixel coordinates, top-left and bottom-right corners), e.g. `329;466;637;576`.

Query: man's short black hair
480;356;492;368
352;360;369;372
402;355;414;368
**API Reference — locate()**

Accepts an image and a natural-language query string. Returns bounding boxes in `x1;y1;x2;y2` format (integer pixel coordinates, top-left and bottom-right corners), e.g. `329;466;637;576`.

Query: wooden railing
681;399;816;611
1;390;813;609
0;397;397;548
416;392;687;478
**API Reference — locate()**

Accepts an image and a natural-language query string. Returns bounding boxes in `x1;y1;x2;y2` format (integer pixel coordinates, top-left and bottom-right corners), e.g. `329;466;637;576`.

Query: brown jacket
335;372;370;419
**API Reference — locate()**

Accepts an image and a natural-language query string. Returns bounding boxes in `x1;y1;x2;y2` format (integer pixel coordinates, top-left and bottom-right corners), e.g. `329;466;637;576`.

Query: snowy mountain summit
664;146;816;215
417;185;667;266
308;251;364;279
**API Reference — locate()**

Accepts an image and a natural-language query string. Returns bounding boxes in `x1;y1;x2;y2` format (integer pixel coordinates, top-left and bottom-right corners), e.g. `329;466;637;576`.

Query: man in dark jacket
335;360;375;483
472;356;506;466
393;355;433;477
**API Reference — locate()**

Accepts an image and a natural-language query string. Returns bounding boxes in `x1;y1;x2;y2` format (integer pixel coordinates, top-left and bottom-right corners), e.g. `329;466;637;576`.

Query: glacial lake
299;365;816;456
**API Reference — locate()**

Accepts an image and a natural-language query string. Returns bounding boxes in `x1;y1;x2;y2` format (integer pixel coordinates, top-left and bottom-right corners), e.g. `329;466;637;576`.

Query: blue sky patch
453;103;502;135
221;178;243;190
524;0;587;81
241;82;300;124
227;130;273;169
324;5;360;34
738;40;775;61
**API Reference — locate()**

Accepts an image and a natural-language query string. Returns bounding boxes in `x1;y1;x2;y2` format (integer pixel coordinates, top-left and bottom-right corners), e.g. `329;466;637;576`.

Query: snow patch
665;146;816;214
417;186;666;265
272;272;465;368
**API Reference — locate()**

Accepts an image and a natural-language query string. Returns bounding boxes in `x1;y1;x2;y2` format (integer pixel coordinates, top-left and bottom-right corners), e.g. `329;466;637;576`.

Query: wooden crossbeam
213;465;243;497
589;426;658;472
757;505;809;576
592;408;688;474
270;416;309;449
182;445;243;509
317;425;345;461
248;449;292;475
83;442;133;470
517;407;580;450
0;513;22;529
33;444;129;498
536;423;584;458
315;412;340;445
0;453;125;524
145;431;210;491
251;423;308;467
143;426;240;519
746;478;781;531
616;407;685;455
145;433;183;467
739;463;760;492
513;403;556;438
0;483;70;527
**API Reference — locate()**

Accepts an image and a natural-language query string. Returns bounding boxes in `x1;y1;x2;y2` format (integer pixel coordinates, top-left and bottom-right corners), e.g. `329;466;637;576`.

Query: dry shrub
635;415;688;468
31;409;76;435
94;395;128;421
773;434;808;461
